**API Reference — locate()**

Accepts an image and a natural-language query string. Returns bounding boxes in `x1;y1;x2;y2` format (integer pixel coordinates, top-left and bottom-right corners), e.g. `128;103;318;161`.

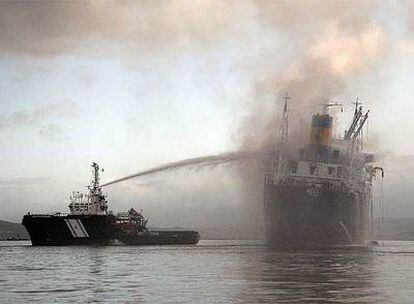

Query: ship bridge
68;162;108;215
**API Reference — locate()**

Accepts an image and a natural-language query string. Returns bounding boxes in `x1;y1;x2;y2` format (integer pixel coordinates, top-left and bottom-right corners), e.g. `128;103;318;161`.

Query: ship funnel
310;114;333;146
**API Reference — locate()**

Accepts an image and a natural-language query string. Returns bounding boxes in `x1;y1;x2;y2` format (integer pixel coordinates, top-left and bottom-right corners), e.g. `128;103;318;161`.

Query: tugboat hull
22;214;199;246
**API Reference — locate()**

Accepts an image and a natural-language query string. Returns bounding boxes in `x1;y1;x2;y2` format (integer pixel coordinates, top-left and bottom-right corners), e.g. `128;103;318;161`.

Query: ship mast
276;94;290;181
68;162;108;215
91;162;100;190
279;94;290;148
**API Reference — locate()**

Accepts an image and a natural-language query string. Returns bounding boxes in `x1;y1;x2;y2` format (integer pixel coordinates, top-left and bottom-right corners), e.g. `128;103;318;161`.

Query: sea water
1;240;413;303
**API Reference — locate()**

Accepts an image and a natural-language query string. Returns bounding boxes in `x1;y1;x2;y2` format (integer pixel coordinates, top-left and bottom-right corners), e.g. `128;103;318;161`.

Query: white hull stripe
76;219;89;237
65;219;89;238
64;219;77;237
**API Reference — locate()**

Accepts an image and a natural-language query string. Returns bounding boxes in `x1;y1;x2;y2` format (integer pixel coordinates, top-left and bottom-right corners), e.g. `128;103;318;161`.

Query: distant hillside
0;220;29;240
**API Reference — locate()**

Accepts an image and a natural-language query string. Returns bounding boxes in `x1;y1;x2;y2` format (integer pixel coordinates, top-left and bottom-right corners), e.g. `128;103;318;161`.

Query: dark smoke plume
239;2;389;152
0;1;253;58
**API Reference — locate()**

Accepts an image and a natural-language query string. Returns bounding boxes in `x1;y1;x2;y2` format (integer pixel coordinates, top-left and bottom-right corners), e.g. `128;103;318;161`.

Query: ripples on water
1;240;414;303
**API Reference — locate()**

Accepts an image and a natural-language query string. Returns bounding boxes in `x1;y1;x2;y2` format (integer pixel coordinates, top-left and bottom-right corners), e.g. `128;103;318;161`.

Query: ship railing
27;212;70;217
300;157;351;166
282;175;352;192
52;212;69;216
288;174;347;182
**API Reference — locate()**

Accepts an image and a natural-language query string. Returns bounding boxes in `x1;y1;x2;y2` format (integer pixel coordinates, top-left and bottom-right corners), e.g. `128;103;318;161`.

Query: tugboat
22;163;200;246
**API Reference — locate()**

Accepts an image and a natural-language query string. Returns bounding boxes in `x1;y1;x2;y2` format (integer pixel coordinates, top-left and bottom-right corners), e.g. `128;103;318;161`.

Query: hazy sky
1;1;414;226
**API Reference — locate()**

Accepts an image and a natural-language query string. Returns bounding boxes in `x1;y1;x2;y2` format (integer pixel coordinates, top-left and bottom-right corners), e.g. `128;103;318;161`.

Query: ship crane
344;99;370;153
348;109;369;153
344;107;363;140
344;98;365;140
352;110;370;141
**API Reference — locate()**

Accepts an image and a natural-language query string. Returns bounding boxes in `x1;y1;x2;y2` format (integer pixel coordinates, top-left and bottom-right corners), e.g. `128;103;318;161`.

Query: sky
1;1;414;228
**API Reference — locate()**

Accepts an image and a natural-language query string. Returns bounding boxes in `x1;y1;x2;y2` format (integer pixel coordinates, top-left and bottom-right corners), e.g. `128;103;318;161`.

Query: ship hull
264;183;370;248
22;214;199;246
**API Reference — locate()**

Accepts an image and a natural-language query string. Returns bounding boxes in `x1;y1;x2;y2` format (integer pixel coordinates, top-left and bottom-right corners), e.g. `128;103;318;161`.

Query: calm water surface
1;240;414;303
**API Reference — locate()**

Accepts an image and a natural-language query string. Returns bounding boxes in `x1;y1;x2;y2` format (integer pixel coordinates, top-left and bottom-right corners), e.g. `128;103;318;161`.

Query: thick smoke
0;1;254;58
240;2;389;151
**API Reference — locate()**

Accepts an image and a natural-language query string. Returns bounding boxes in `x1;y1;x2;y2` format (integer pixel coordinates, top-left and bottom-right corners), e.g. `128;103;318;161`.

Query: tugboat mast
91;162;101;191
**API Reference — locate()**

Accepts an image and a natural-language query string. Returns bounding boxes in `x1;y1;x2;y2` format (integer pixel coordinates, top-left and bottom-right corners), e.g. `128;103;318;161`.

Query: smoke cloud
0;1;254;58
239;1;390;151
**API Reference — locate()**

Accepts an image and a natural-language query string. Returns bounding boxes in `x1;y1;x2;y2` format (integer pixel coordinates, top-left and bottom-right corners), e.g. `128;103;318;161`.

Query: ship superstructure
264;97;383;247
22;163;199;246
68;162;108;215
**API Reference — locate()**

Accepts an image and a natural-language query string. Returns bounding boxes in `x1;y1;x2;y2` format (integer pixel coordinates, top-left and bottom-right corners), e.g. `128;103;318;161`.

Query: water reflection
238;247;382;303
85;247;144;303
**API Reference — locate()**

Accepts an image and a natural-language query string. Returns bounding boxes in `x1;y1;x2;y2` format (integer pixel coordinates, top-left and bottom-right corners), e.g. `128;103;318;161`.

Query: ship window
333;150;339;157
299;149;305;160
337;166;348;178
365;154;374;162
310;166;317;175
328;167;335;175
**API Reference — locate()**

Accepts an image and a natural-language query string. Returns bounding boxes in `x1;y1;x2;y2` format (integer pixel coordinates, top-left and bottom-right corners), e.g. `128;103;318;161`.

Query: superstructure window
299;149;305;160
310;166;317;175
337;166;348;178
328;167;335;175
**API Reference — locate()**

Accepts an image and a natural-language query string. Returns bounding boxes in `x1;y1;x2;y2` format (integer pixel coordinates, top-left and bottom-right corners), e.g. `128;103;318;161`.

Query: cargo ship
264;97;384;247
22;163;199;246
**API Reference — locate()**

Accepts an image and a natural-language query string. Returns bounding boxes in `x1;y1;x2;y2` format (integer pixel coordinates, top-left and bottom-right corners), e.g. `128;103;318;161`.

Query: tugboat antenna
91;162;100;189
